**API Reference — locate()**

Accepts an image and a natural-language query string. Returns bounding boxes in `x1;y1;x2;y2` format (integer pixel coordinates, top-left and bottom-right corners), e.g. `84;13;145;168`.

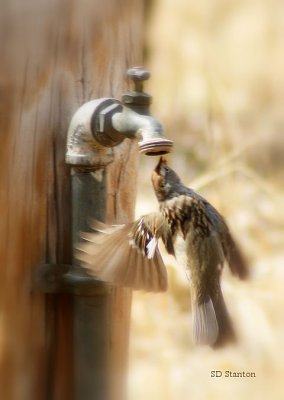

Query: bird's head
151;157;182;201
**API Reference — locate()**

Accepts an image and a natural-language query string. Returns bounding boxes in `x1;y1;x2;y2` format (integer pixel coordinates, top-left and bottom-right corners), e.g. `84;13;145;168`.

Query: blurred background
129;1;284;399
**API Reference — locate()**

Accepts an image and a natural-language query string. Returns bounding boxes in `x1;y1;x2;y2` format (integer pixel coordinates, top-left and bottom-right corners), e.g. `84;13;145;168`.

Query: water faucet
66;67;173;167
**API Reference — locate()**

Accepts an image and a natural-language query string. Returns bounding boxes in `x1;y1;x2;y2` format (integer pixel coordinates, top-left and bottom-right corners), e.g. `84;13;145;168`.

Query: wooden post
0;1;143;399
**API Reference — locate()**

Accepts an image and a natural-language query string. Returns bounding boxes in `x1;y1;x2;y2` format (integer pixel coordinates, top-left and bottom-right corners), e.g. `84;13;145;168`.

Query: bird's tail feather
191;292;219;346
191;285;236;348
211;284;236;348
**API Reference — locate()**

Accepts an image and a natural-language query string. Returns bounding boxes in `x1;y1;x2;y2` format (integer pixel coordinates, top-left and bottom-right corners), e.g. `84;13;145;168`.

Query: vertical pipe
71;167;110;400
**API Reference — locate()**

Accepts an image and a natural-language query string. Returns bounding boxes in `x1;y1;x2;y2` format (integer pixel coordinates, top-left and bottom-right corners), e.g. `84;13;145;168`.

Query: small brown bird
77;157;248;347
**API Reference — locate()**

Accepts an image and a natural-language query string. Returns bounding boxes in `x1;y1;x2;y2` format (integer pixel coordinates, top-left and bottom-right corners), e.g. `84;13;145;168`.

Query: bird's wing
76;213;168;292
201;199;249;280
221;228;249;280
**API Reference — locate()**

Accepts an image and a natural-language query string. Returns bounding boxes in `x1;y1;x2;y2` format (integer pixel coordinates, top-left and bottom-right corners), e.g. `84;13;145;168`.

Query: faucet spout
111;106;173;156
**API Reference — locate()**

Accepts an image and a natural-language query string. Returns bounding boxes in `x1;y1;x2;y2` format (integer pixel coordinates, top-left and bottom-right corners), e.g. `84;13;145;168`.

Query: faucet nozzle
138;138;173;156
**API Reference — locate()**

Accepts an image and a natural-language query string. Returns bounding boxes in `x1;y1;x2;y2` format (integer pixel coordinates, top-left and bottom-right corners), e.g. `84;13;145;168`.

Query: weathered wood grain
0;1;143;399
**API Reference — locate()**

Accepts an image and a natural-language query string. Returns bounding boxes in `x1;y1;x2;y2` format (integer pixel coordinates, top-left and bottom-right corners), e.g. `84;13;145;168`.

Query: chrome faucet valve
65;66;173;167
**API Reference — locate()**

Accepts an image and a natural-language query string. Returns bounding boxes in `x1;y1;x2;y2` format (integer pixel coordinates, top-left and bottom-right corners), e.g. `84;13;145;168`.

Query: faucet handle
124;67;152;106
127;67;150;93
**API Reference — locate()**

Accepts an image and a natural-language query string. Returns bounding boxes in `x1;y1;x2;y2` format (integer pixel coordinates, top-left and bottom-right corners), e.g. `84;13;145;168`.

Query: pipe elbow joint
65;98;119;167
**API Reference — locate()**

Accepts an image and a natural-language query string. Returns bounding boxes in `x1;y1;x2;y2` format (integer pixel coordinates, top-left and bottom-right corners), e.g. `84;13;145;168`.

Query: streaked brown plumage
77;215;169;292
76;157;248;347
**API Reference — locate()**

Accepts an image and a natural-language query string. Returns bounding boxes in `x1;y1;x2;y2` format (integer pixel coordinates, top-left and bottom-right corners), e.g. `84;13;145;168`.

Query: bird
76;157;248;347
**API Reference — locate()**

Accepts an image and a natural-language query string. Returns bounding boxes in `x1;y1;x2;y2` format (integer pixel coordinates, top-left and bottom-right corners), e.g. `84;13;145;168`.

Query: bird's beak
154;156;167;175
152;157;165;192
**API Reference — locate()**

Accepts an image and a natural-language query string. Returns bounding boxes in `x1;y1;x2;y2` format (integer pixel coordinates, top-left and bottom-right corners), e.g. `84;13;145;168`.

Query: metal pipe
37;66;174;400
37;169;112;399
71;168;110;400
66;67;173;400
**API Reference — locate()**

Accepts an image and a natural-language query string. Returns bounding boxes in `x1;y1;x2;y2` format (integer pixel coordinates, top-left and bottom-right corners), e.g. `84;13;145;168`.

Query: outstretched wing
76;213;168;292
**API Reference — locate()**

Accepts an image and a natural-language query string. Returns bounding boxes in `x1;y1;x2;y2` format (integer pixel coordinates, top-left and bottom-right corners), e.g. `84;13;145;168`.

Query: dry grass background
128;1;284;399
